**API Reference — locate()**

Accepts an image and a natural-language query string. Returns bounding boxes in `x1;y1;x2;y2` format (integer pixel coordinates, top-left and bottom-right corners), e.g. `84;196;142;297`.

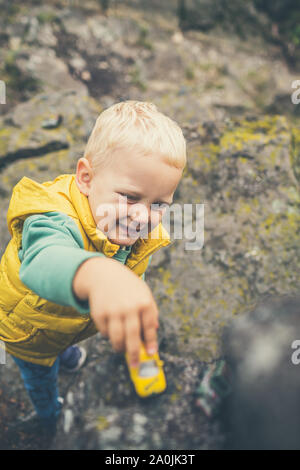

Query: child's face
76;149;183;246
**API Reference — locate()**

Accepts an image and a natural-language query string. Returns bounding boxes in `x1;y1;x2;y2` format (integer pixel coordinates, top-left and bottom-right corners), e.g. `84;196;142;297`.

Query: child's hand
73;257;159;367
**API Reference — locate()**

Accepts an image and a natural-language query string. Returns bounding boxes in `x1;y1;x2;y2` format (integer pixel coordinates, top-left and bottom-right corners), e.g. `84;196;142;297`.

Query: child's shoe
59;345;87;373
7;409;60;449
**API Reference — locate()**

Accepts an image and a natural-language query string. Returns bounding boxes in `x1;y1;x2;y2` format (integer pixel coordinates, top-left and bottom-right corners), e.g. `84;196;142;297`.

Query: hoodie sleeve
18;211;106;314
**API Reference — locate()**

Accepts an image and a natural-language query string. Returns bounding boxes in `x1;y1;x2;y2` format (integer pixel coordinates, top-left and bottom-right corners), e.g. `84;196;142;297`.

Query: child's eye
151;203;168;211
118;193;137;202
118;193;168;210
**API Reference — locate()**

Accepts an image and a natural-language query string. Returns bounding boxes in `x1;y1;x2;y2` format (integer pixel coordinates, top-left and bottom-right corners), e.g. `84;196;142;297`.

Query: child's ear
75;157;94;196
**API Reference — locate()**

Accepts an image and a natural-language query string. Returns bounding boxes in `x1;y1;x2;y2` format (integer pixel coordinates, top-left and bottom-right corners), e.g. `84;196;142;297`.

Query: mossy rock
147;114;300;362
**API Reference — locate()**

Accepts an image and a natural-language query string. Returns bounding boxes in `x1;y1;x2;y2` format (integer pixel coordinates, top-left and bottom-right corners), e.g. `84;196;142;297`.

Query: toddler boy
0;100;186;437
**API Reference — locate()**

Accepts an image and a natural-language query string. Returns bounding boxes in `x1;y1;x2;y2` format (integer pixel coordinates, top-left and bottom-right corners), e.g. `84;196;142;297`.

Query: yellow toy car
125;344;167;398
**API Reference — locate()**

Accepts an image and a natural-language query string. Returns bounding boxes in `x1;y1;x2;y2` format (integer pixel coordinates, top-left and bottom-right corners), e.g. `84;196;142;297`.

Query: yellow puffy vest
0;174;171;366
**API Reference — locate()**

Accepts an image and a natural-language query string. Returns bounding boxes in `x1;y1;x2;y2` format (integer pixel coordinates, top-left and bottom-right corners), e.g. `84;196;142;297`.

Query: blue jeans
12;346;80;427
12;355;61;427
12;346;81;426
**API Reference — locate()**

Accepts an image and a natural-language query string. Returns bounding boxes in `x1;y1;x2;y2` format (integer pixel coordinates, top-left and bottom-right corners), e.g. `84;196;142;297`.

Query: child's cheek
117;202;129;222
149;210;164;231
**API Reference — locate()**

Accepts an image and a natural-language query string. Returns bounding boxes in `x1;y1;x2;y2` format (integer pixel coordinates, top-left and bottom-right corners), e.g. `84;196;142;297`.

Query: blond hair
84;100;186;170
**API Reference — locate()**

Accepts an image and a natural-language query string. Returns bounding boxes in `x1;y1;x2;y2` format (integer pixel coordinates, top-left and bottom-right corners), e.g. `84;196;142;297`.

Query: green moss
185;115;288;183
186;143;219;178
13;113;73;150
221;126;266;151
282;186;300;203
0;128;14;156
97;416;110;431
236;201;254;216
185;66;195;81
198;62;215;72
2;51;41;95
129;66;147;92
240;115;288;135
36;11;59;24
170;393;177;403
2;3;20;24
290;127;300;184
136;25;154;51
158;267;180;297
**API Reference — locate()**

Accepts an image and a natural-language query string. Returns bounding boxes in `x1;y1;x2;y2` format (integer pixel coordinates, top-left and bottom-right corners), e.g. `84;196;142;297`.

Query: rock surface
0;0;299;450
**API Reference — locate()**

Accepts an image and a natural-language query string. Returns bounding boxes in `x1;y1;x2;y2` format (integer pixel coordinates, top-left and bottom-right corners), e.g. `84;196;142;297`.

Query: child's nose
129;203;151;226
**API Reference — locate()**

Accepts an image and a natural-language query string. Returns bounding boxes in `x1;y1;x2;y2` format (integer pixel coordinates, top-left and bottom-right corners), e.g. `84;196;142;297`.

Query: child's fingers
143;326;158;356
108;317;125;352
96;314;108;338
142;305;158;355
125;314;141;367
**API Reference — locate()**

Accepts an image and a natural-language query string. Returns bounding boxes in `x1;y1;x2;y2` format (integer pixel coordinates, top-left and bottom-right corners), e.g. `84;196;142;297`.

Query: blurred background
0;0;300;450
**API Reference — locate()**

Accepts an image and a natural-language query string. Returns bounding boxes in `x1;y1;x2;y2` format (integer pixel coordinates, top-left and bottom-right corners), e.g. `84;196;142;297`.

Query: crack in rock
0;140;70;172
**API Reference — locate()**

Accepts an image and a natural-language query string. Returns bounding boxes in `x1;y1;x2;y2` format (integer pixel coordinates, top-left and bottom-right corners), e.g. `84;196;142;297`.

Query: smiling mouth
118;222;130;233
118;221;148;237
